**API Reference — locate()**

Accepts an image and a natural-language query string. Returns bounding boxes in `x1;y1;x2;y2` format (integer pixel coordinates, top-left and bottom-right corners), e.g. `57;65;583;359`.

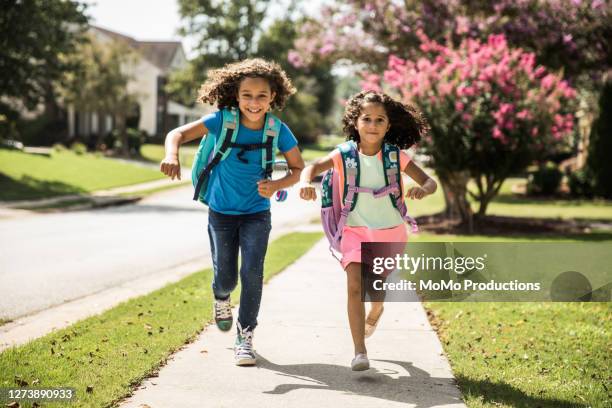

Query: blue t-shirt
201;110;298;215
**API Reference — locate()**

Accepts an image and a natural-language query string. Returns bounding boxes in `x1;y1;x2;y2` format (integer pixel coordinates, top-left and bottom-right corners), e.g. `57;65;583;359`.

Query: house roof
91;25;183;72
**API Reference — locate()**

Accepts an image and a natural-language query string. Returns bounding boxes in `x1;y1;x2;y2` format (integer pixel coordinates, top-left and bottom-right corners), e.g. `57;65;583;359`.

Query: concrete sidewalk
119;239;466;408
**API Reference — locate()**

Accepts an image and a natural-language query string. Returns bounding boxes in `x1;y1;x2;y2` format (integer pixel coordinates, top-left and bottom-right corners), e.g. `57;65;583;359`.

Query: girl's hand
405;186;428;200
299;181;317;201
160;155;181;180
257;179;278;198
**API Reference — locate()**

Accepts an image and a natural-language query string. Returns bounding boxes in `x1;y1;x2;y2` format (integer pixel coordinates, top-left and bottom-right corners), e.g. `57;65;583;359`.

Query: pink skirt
340;224;408;270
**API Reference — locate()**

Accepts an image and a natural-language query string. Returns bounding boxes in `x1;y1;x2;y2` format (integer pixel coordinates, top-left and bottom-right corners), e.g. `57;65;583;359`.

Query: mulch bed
414;213;610;236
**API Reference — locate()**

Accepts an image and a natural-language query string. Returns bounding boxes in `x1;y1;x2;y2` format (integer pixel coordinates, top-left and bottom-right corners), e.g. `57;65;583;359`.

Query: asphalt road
0;184;320;320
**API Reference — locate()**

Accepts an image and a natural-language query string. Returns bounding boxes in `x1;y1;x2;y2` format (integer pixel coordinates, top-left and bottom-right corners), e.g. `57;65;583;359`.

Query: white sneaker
351;353;370;371
234;321;256;366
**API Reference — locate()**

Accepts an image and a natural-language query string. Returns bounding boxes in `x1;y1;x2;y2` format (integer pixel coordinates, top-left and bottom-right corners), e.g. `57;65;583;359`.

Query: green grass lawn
426;302;611;408
0;149;164;201
411;232;611;408
0;232;323;408
404;177;612;221
298;135;345;162
140;144;198;168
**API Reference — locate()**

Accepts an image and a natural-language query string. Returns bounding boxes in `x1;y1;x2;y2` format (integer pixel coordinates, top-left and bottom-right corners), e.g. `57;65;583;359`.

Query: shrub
527;162;563;196
568;168;595;198
71;142;87;155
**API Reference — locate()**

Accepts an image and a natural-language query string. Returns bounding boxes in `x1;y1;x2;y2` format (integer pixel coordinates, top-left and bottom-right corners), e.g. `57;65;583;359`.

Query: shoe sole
235;357;256;366
351;361;370;371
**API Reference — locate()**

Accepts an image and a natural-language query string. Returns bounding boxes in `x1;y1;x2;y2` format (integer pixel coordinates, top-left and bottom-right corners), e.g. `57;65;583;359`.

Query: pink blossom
287;50;304;68
533;66;546;78
592;0;605;9
378;31;576;147
360;73;381;92
439;82;453;96
499;103;515;115
461;113;473;122
319;43;335;56
541;74;556;91
516;110;531;120
388;55;406;69
455;16;470;35
493;127;503;139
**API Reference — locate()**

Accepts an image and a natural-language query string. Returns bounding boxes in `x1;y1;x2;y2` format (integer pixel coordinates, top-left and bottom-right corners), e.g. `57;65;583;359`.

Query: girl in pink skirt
299;90;437;371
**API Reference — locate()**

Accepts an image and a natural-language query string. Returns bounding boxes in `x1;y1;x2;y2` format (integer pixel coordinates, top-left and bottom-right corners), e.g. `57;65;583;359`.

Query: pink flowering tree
368;32;577;226
291;0;610;89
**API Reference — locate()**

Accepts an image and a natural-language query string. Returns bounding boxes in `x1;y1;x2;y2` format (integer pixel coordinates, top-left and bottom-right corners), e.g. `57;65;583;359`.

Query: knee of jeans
213;274;238;294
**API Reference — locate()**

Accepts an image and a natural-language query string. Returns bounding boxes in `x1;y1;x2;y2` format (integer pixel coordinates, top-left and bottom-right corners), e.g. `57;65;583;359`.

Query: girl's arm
403;161;437;200
298;153;335;201
257;146;305;198
160;120;209;180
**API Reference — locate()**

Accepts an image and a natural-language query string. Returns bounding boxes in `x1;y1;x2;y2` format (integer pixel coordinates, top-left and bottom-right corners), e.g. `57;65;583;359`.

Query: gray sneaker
351;353;370;371
214;298;233;331
234;322;256;366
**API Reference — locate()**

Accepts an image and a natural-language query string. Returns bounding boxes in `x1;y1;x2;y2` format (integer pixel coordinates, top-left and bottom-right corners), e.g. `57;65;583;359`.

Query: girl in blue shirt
160;59;305;366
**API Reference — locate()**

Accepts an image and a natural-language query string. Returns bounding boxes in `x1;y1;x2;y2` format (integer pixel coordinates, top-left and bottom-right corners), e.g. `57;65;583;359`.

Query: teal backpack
191;108;284;203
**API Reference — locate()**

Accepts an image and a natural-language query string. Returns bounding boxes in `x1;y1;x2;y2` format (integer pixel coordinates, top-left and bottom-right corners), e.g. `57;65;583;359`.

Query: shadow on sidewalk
258;355;463;407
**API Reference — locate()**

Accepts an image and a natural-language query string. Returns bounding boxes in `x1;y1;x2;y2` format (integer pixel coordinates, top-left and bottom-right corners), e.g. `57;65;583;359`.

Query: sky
81;0;318;59
82;0;194;56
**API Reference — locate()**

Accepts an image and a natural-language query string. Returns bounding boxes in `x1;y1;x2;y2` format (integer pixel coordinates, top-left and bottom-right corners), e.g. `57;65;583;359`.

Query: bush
527;162;563;196
102;131;116;151
568;168;595;198
17;112;67;146
52;143;67;154
113;128;145;156
71;142;87;155
0;114;19;143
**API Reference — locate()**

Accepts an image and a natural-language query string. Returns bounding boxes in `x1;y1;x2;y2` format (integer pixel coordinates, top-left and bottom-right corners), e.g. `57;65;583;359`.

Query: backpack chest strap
350;183;400;198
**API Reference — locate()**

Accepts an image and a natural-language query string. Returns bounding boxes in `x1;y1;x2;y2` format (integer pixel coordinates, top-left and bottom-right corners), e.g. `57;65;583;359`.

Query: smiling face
236;76;276;126
355;102;390;146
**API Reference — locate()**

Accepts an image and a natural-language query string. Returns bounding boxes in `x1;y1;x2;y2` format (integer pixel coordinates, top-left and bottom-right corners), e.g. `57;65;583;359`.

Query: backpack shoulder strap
381;143;418;232
261;113;282;178
338;141;359;211
192;108;239;201
382;143;402;209
215;108;240;159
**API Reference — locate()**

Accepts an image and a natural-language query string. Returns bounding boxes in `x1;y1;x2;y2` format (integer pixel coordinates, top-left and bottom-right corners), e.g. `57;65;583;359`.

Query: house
68;25;211;141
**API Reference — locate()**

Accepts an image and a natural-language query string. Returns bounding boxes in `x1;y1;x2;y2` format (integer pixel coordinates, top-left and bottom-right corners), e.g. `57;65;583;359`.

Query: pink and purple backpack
320;141;418;257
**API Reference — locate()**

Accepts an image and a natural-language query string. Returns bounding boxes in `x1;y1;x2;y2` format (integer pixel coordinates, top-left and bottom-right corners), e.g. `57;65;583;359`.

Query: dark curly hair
342;90;428;149
197;58;296;110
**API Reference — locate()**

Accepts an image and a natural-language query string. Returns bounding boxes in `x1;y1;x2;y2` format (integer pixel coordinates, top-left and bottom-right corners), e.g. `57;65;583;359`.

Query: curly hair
197;58;296;110
342;90;428;149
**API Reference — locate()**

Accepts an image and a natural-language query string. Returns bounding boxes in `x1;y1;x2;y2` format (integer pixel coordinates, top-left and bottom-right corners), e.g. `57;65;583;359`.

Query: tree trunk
476;176;505;218
439;170;473;233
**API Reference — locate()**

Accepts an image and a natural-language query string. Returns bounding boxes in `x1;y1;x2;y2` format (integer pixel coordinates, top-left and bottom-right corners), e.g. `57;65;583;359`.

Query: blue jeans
207;208;272;331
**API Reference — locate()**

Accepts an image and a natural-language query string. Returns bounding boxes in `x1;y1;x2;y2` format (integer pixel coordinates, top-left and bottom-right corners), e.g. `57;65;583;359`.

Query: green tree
166;0;270;107
170;0;336;144
587;79;612;199
59;34;140;156
0;0;88;124
256;17;336;142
